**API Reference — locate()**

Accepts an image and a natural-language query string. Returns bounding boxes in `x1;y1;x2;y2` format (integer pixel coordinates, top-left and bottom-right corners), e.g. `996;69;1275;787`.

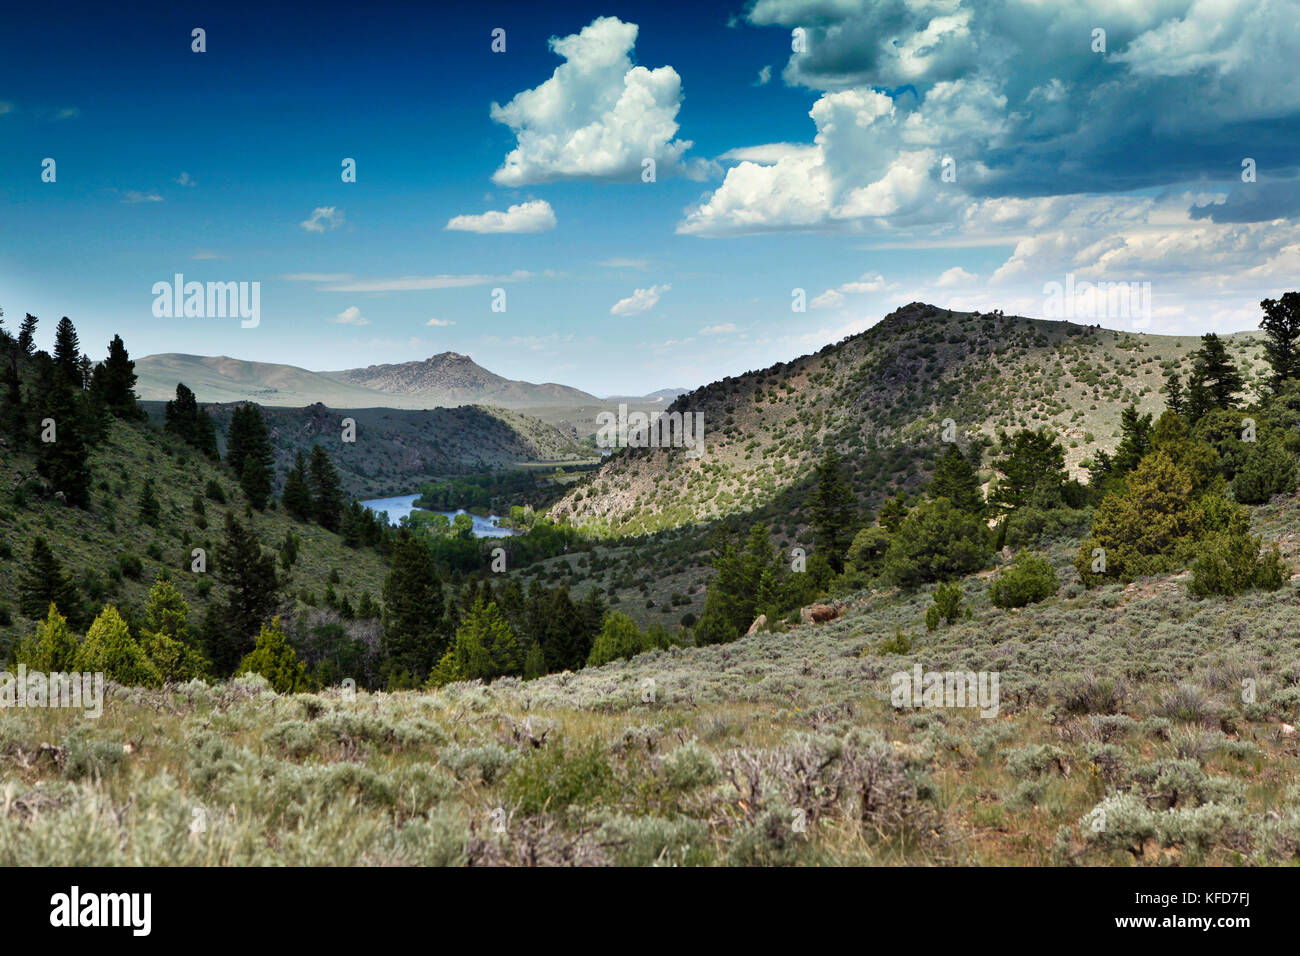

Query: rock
745;614;767;637
1282;724;1295;737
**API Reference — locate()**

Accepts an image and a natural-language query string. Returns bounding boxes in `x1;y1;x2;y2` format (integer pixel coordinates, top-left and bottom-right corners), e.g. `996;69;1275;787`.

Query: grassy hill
551;303;1271;535
0;417;391;661
134;353;395;407
141;401;599;500
5;493;1299;866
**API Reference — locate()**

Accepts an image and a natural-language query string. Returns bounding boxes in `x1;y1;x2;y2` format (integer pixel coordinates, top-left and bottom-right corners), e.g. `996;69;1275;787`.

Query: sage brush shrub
596;814;710;866
661;740;720;790
1057;674;1128;715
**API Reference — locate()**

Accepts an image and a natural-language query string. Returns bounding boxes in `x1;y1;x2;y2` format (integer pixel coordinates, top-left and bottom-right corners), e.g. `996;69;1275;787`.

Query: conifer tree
226;403;273;507
381;530;445;683
1186;332;1244;422
17;313;37;357
92;334;139;418
309;444;344;531
1260;292;1300;393
138;575;208;682
18;537;81;625
138;477;161;526
237;617;307;693
164;382;218;457
282;450;315;520
1163;368;1185;417
990;428;1067;513
73;605;163;687
240;455;273;510
541;586;586;671
928;444;984;514
52;317;82;388
33;360;91;506
0;340;23;449
523;641;546;680
213;511;280;674
14;603;79;672
586;612;645;667
442;599;519;682
809;449;856;573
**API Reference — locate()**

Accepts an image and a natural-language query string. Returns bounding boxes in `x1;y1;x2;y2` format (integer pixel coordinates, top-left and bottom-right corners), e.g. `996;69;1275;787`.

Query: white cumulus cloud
936;266;976;286
332;307;369;326
301;207;344;233
610;283;669;315
490;16;703;185
445;200;557;233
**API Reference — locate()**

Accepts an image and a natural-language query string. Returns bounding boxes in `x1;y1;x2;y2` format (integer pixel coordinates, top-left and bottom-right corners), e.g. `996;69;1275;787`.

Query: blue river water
358;494;518;538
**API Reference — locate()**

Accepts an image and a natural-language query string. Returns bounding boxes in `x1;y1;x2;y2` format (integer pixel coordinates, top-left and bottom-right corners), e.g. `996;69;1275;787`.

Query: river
359;494;519;538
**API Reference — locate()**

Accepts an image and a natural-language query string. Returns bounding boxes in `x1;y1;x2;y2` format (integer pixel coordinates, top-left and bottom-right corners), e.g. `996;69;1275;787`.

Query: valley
2;298;1299;869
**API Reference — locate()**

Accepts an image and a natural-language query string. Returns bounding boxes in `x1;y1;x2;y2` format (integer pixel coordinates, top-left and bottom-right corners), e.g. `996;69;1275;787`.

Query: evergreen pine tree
138;575;208;682
381;530;446;684
73;605;163;687
52;316;81;388
14;603;79;672
541;586;585;671
523;640;546;680
237;617;307;693
990;428;1068;513
0;340;23;449
282;450;315;520
17;313;37;357
138;477;161;526
240;454;273;510
33;360;91;506
928;444;984;514
213;510;280;675
1186;332;1244;421
164;383;218;457
226;403;273;505
586;612;646;666
1109;405;1153;478
308;444;344;531
809;449;856;573
444;599;519;682
90;334;140;418
18;537;82;625
1259;292;1300;392
1163;368;1185;417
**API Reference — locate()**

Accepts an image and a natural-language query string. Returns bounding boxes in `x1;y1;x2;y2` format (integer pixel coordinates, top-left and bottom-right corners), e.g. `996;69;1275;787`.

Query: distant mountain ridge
323;352;599;407
134;351;672;410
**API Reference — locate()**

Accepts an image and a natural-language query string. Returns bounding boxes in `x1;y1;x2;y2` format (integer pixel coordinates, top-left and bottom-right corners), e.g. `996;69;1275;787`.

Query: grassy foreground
4;496;1300;866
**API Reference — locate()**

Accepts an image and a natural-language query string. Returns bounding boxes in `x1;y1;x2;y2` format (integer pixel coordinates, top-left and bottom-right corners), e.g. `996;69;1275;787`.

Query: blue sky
3;0;1299;395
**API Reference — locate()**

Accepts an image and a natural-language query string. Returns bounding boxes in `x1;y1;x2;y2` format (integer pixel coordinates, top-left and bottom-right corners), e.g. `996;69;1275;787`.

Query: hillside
325;352;599;408
553;303;1271;534
134;353;395;407
0;417;392;661
141;401;599;500
7;494;1300;866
